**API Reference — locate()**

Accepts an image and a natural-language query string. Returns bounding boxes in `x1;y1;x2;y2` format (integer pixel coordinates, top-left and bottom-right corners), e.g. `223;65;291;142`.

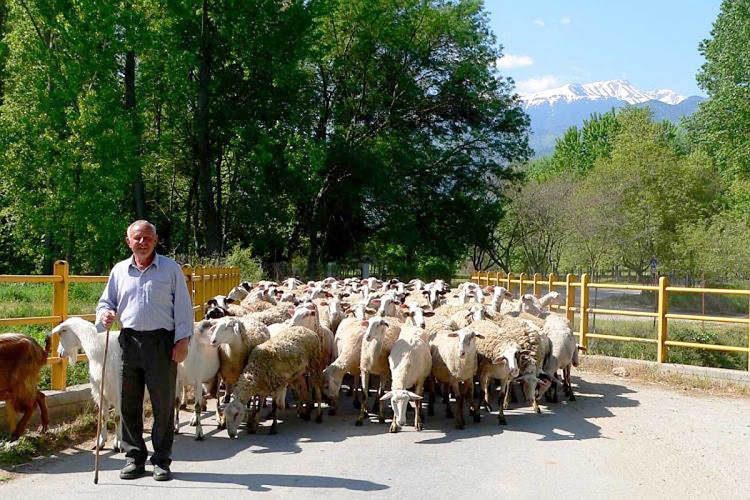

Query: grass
582;316;748;371
1;282;104;390
0;410;99;468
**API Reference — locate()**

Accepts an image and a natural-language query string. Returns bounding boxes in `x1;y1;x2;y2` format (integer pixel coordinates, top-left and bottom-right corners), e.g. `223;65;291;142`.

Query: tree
685;0;750;205
582;108;719;279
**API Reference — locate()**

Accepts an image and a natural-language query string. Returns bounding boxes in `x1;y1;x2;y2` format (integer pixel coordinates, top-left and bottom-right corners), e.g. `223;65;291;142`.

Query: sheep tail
43;335;52;359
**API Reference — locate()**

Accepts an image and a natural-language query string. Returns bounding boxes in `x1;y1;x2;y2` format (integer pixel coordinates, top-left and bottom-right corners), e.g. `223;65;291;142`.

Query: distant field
0;282;104;389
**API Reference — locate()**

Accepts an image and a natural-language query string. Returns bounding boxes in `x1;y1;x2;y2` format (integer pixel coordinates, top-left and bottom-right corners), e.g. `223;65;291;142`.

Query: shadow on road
173;472;389;492
415;376;639;444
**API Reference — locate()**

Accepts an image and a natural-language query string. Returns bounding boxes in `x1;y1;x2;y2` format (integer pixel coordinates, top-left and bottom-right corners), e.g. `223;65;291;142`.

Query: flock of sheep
48;275;584;448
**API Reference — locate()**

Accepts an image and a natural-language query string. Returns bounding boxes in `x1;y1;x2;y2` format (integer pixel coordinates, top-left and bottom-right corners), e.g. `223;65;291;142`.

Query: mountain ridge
521;79;704;156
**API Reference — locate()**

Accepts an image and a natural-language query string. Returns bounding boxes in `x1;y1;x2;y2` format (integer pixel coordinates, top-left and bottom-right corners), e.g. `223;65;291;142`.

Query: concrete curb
1;384;93;433
581;355;750;386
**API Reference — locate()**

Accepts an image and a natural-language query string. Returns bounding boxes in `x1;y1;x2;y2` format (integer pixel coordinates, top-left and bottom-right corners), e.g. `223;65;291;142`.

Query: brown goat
0;334;51;439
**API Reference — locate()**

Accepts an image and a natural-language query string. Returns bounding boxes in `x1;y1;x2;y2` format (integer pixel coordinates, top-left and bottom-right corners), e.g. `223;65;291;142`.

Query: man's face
126;224;158;260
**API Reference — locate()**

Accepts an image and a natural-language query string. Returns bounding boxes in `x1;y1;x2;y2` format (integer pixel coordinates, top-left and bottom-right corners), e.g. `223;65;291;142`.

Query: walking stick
94;325;112;485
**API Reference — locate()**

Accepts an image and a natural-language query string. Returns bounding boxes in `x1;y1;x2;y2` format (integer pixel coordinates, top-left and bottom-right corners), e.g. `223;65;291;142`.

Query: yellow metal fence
470;271;750;371
0;260;240;391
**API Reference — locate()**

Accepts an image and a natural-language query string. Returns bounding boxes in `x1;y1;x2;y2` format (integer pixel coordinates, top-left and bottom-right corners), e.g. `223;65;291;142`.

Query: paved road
2;370;749;499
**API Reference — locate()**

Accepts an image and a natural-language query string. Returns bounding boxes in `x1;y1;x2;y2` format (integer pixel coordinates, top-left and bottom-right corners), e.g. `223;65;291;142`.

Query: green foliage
0;0;529;277
224;244;264;282
686;0;750;189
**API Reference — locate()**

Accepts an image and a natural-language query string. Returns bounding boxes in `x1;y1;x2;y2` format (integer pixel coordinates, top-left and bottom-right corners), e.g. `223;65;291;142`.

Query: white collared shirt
95;254;193;343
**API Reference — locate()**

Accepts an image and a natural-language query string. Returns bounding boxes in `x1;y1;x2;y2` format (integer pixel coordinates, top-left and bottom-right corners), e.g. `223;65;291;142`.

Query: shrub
224;244;264;282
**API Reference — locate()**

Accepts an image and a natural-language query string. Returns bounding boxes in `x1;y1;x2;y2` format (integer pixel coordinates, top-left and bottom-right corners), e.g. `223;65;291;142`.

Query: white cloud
517;76;560;95
533;18;545;27
559;16;571;24
496;54;534;69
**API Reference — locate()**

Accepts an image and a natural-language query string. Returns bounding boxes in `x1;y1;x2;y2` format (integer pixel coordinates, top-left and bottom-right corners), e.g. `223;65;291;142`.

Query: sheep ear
233;323;242;336
319;301;328;306
423;311;435;317
447;332;458;337
406;391;422;401
475;333;484;339
379;391;393;402
492;357;508;366
365;307;377;314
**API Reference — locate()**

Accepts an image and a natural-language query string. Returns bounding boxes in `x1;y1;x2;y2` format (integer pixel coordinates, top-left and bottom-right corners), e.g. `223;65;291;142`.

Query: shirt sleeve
95;268;119;330
173;264;194;343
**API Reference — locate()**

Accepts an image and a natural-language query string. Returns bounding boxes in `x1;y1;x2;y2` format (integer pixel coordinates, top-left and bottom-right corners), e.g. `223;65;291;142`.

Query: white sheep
357;315;401;426
223;325;323;437
175;320;220;440
540;314;582;402
51;317;123;451
380;325;432;433
429;327;484;429
322;319;367;415
209;316;270;428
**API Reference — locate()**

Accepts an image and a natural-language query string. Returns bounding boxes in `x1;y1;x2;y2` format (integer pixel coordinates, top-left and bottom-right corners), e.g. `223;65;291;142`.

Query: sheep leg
453;380;464;430
563;366;575;401
524;379;543;414
10;403;34;440
377;378;388;424
427;377;435;416
114;413;123;452
173;379;183;433
269;400;278;435
480;370;493;413
467;381;480;423
414;381;425;431
496;379;508;426
502;381;512;410
443;383;454;419
356;371;369;426
193;381;205;441
35;391;49;433
313;383;323;424
217;382;233;430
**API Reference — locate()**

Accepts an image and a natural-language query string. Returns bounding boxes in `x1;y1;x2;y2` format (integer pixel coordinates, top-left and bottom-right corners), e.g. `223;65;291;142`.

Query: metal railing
0;260;240;391
470;271;750;371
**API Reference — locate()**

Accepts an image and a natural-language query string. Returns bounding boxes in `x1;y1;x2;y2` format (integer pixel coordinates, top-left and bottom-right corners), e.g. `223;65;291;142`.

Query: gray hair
127;220;157;236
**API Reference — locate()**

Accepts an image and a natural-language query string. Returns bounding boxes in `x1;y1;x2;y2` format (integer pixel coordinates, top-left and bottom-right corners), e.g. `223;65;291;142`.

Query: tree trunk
197;0;220;254
125;49;146;219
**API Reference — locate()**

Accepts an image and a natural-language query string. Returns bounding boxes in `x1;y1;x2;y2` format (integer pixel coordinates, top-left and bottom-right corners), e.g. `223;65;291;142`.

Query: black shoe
153;464;172;481
120;462;146;480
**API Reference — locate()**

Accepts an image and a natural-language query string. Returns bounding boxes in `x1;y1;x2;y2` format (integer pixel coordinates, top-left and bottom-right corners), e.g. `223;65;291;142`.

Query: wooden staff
94;325;112;485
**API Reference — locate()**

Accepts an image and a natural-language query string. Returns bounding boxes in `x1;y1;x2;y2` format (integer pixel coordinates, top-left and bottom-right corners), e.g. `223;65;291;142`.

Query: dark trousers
119;328;177;467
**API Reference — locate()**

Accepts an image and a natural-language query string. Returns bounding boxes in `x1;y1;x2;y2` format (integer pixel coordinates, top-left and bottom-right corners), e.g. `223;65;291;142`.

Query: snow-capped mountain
521;80;702;156
521;79;687;107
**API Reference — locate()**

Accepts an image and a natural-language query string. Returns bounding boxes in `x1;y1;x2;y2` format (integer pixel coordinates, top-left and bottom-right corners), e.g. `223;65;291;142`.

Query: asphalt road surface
2;370;749;499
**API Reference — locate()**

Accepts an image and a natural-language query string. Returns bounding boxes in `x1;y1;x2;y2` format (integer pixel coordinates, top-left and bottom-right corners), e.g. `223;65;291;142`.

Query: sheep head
380;389;422;428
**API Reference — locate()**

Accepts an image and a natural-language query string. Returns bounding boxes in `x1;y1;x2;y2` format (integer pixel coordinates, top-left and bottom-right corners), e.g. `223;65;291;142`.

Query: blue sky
484;0;723;97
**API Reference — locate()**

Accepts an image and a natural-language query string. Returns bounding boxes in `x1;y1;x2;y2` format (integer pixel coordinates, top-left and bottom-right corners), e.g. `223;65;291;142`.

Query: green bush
224;244;264;282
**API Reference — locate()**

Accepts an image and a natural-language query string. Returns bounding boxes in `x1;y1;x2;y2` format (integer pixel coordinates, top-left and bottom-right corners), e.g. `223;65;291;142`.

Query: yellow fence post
533;273;541;297
548;272;557;296
579;273;590;349
51;260;69;390
182;264;194;320
519;272;526;296
657;276;669;364
194;265;205;321
507;272;514;297
565;274;575;324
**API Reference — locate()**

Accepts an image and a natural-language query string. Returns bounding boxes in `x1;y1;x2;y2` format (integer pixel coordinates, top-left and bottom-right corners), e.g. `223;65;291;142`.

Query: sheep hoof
389;423;399;433
415;422;423;432
355;418;364;427
455;422;465;430
378;416;385;424
498;417;507;426
315;414;323;424
569;394;576;402
195;433;204;441
473;414;481;423
217;422;226;430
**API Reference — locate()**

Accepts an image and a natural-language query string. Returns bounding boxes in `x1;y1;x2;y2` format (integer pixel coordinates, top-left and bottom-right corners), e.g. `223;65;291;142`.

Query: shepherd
96;220;193;481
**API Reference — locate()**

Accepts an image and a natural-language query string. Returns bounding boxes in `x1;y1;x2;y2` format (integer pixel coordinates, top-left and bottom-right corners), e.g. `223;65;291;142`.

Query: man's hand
171;337;189;363
101;310;116;329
